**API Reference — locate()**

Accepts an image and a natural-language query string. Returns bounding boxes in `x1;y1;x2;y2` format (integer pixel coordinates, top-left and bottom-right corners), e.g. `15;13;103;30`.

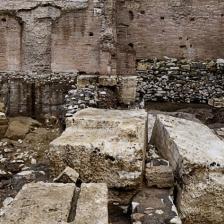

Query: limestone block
136;61;151;71
0;182;76;224
98;75;118;86
5;116;41;140
74;183;108;224
118;76;137;105
151;114;224;223
54;166;79;183
145;164;174;188
208;97;224;108
132;188;181;224
49;108;147;188
77;75;98;88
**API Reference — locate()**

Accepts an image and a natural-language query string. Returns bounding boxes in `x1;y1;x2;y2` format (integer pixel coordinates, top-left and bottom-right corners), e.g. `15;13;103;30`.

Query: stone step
74;183;108;224
151;114;224;223
49;108;148;188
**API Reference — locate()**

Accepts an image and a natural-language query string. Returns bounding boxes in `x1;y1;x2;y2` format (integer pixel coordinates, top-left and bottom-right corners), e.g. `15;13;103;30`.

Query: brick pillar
18;6;61;72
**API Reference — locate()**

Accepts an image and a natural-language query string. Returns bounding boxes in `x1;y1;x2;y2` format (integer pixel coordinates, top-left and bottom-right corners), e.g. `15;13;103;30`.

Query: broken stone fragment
74;183;108;224
131;187;181;224
118;76;137;105
2;197;13;208
0;182;76;224
98;76;118;86
145;164;174;188
5;117;41;140
54;166;79;183
49;108;147;188
208;97;224;108
77;75;98;88
151;114;224;223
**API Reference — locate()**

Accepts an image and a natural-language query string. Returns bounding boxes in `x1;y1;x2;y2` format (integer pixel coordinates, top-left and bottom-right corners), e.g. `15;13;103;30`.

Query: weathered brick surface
0;15;21;71
116;0;224;62
0;0;224;116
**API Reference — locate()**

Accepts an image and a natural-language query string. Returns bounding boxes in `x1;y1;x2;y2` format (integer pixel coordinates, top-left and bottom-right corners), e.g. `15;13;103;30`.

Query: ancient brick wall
0;15;21;71
116;0;224;64
51;3;111;74
0;0;224;117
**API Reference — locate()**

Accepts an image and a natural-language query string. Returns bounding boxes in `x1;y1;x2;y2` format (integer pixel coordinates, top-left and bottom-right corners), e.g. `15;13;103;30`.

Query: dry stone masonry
137;58;224;104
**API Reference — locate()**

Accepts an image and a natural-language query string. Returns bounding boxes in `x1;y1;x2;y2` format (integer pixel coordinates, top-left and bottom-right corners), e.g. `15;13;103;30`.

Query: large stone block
49;108;147;188
74;183;108;224
151;114;224;223
118;76;137;105
0;182;76;224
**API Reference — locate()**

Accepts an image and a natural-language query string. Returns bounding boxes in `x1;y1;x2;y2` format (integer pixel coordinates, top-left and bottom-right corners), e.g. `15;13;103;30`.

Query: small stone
132;213;145;222
54;166;79;183
145;165;174;188
3;197;13;207
155;209;164;215
31;158;37;164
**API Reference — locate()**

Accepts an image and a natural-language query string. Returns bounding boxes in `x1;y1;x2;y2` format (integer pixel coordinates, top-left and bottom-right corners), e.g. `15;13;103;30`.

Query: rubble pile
0;108;224;224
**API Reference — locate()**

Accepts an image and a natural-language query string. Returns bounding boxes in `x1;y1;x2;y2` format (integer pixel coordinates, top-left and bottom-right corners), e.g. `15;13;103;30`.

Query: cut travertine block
50;108;147;188
151;114;224;223
0;182;76;224
74;183;108;224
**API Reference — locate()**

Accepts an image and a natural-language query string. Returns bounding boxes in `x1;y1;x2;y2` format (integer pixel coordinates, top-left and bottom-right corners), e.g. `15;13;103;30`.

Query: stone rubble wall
0;72;77;118
137;58;224;104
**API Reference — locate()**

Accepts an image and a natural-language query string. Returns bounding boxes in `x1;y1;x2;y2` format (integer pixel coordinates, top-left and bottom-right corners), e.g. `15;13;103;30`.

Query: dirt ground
0;117;61;207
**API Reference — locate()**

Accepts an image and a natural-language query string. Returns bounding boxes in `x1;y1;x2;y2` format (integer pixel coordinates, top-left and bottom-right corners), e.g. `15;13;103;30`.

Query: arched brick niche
116;0;224;60
0;15;21;71
51;9;109;74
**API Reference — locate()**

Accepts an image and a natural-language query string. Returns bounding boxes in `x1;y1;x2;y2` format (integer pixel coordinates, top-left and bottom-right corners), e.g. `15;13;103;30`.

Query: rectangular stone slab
0;182;76;224
74;183;108;224
50;108;148;188
151;114;224;223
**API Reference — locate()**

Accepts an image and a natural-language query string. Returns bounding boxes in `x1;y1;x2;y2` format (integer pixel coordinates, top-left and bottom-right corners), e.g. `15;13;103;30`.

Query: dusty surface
0;182;76;224
75;183;108;224
50;108;147;188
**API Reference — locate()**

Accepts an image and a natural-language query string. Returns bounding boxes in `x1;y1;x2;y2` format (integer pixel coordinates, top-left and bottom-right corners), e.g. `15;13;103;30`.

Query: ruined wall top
0;0;88;11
